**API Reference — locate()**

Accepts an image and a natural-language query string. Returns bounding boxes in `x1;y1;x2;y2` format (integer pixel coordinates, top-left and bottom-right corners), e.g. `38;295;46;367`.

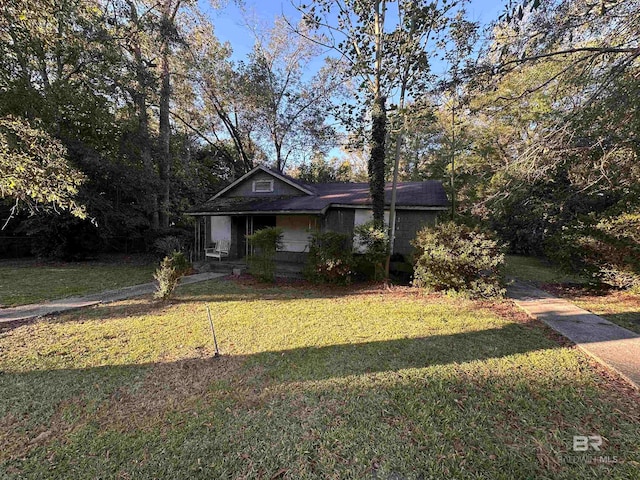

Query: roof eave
186;210;323;216
330;203;449;210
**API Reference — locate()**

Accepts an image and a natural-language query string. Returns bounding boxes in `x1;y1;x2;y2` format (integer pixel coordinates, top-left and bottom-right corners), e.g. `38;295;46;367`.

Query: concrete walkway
0;272;225;326
508;280;640;389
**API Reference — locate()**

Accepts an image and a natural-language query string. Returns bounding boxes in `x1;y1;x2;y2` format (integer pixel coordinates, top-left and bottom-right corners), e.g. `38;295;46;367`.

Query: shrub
545;216;640;290
305;231;354;284
144;228;192;256
246;227;283;282
153;236;182;258
353;220;389;280
154;251;192;300
412;222;505;298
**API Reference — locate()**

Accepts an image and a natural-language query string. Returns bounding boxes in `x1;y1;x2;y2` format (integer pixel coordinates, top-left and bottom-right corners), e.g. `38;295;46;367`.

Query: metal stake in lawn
206;305;220;357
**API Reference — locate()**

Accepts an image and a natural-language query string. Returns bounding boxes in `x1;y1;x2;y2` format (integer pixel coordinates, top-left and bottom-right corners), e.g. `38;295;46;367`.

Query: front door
232;216;247;259
233;215;277;258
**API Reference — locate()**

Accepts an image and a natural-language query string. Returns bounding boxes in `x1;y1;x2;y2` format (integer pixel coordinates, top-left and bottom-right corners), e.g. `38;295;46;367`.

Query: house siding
394;210;437;257
276;215;318;252
224;172;305;197
322;207;436;258
322;208;356;250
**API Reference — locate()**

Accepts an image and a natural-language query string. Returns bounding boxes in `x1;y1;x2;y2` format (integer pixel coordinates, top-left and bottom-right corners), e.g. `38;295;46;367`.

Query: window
252;179;274;193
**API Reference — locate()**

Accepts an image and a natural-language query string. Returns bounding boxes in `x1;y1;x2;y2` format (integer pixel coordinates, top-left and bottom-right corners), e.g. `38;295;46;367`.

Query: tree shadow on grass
2;322;558;426
5;351;639;480
10;321;639;477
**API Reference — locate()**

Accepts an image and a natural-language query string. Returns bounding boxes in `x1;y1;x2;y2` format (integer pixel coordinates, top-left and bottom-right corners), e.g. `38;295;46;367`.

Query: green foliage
489;181;560;256
152;235;184;258
412;222;505;298
353;220;389;280
305;231;353;284
246;227;283;282
152;235;190;258
0;116;86;219
369;97;387;227
294;155;355;183
233;17;338;172
0;0;229;255
153;251;192;300
545;216;640;291
24;214;102;261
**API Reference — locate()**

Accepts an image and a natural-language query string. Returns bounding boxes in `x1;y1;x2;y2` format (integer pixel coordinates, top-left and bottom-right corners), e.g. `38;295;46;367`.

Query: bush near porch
304;231;354;284
246;227;284;282
412;222;506;298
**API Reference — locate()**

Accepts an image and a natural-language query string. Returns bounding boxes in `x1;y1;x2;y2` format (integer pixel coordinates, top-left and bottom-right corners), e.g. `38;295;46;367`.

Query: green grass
575;293;640;334
0;257;156;307
1;279;638;479
504;255;586;285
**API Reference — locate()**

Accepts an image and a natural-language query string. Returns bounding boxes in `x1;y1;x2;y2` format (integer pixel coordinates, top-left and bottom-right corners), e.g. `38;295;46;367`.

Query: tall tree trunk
275;140;283;172
369;94;387;228
139;93;160;230
159;48;171;229
386;94;406;277
126;0;160;230
369;0;387;228
158;0;180;229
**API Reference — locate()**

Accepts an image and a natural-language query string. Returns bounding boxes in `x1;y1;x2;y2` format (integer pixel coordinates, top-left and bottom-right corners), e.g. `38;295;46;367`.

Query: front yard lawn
0;255;156;307
1;279;638;479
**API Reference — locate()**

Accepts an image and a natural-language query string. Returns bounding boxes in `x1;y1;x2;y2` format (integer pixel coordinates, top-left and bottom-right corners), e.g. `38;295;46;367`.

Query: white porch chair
205;239;230;261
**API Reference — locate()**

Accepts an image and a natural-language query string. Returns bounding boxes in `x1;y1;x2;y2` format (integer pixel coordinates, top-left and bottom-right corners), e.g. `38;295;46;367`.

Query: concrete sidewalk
0;272;225;326
508;280;640;389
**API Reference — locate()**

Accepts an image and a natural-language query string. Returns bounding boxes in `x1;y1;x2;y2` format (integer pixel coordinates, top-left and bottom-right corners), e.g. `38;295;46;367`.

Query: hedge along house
188;165;448;263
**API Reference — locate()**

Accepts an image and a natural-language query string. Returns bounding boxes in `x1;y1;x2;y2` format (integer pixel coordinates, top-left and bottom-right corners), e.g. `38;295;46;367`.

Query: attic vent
253;179;274;193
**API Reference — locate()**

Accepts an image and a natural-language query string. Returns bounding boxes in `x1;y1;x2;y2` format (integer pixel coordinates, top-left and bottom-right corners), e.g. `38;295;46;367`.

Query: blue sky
201;0;508;64
196;0;508;163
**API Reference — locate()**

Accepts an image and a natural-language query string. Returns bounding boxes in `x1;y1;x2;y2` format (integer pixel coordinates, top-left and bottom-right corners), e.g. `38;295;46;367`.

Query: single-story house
187;165;448;261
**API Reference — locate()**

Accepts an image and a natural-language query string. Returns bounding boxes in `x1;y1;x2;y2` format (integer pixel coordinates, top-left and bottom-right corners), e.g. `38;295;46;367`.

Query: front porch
193;213;319;264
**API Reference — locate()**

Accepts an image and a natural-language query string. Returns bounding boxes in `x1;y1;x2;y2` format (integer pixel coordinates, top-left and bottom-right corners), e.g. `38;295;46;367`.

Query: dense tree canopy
0;0;638;288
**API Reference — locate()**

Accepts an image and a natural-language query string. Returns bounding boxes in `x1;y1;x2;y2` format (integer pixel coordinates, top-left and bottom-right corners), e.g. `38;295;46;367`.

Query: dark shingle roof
189;180;448;214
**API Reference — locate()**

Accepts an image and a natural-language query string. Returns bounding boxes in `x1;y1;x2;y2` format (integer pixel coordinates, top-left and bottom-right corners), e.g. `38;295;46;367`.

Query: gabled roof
188;178;449;215
209;165;314;200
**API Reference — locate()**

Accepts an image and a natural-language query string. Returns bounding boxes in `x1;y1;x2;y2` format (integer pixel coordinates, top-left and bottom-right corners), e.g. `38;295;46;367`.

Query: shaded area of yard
505;255;640;334
1;279;638;479
504;255;586;285
0;255;156;307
